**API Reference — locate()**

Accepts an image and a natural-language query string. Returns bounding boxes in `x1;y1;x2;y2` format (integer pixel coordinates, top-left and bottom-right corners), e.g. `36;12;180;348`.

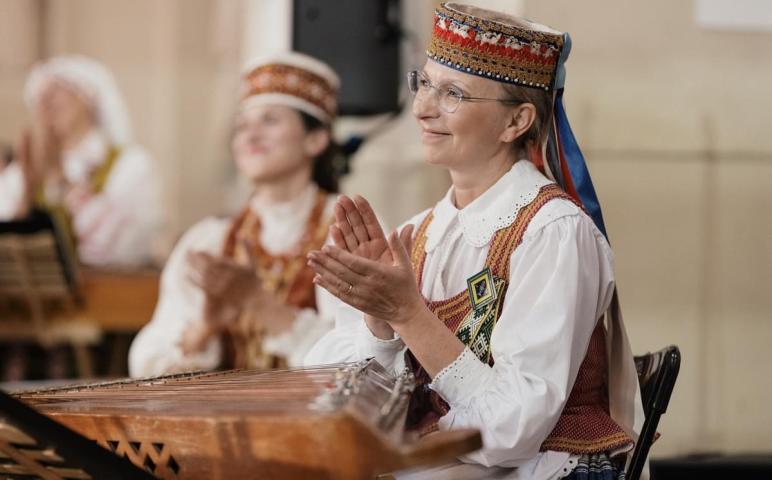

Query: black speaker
293;0;401;115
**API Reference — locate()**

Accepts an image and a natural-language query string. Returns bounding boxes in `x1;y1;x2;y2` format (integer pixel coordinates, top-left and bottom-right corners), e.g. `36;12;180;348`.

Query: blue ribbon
551;32;608;238
554;33;572;90
554;90;608;238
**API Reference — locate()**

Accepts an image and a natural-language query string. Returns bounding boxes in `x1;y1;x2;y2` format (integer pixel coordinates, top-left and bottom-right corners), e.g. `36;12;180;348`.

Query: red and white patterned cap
428;3;566;91
241;52;340;124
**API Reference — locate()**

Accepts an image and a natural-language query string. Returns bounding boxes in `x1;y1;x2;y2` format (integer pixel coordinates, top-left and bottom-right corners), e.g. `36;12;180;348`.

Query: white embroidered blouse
305;160;644;479
128;184;338;378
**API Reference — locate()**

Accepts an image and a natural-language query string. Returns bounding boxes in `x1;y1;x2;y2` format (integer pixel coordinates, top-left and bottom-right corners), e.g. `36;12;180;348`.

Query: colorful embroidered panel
428;3;565;90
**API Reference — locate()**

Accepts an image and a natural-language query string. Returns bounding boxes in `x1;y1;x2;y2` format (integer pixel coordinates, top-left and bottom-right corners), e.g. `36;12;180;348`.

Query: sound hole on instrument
99;438;180;478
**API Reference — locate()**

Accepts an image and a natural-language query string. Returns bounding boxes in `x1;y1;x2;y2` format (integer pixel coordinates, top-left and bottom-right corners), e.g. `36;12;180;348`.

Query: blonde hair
500;84;554;155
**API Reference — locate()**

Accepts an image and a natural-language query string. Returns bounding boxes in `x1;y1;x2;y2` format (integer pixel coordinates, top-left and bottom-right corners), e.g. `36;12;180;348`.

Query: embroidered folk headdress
428;3;608;237
241;52;340;125
428;3;564;91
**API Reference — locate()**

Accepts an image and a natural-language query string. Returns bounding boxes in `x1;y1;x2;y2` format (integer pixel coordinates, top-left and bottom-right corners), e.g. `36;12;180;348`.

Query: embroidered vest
220;190;331;368
407;183;632;454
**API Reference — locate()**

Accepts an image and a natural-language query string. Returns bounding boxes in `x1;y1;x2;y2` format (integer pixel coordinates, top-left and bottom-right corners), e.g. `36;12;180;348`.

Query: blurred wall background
0;0;770;459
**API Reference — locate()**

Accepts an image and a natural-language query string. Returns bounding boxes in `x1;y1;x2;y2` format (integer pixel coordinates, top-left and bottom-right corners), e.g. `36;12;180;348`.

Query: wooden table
77;268;160;333
76;268;160;376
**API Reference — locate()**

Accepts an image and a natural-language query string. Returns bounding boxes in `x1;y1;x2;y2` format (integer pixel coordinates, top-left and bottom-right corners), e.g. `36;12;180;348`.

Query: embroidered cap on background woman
240;51;341;125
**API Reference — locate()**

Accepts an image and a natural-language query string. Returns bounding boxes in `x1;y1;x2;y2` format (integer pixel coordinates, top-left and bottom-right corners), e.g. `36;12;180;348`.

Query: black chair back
627;345;681;480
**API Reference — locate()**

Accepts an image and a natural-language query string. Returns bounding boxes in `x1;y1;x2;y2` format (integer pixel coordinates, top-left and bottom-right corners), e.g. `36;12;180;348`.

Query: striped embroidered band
428;3;565;91
241;52;340;124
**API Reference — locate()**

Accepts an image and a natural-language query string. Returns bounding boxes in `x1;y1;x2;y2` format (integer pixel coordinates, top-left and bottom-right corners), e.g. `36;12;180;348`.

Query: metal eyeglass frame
406;70;520;113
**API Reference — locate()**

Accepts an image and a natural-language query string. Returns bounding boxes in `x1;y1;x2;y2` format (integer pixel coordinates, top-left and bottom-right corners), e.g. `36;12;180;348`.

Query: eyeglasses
406;70;520;113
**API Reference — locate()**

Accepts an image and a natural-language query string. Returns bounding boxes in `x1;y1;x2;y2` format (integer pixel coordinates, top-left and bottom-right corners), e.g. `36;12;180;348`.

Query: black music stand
0;208;80;300
0;389;154;479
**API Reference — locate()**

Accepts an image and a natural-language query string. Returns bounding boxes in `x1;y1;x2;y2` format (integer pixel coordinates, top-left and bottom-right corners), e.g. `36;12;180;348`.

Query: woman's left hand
308;224;426;326
186;251;259;305
186;250;298;337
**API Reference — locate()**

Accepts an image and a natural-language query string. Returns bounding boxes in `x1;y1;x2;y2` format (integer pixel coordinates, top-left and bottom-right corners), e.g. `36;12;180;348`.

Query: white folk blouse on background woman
129;184;337;377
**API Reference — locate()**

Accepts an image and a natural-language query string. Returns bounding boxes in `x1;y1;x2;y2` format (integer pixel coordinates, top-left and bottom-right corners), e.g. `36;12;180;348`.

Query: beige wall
1;0;245;249
0;0;770;460
0;0;41;146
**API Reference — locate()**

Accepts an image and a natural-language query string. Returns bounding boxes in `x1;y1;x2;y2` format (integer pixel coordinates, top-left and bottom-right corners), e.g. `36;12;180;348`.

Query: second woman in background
129;53;343;377
0;55;164;267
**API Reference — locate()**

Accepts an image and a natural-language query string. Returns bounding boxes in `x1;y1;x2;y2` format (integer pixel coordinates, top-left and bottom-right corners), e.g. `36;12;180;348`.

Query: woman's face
37;80;94;140
231;104;326;184
411;60;518;170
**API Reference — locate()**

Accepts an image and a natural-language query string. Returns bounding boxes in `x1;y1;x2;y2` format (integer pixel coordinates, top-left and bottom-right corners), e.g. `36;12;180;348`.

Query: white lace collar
62;129;108;184
425;160;553;251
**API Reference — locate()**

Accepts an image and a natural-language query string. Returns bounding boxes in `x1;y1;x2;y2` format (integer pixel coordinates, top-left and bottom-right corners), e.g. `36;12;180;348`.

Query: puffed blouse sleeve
128;218;227;377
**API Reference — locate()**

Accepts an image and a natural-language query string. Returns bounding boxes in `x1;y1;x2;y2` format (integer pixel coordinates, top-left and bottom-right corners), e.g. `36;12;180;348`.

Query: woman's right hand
328;195;414;339
15;125;62;202
178;250;255;354
186;250;259;327
331;195;390;262
33;122;64;187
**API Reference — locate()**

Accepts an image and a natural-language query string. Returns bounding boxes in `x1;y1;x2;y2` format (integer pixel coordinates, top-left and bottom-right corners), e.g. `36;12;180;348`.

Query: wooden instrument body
14;361;481;479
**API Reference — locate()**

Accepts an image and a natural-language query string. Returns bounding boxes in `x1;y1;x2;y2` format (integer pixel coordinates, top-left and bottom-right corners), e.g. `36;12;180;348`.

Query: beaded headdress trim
427;3;564;91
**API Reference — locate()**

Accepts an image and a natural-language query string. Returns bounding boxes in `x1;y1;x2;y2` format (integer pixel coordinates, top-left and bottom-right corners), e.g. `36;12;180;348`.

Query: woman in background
129;52;345;376
0;55;164;267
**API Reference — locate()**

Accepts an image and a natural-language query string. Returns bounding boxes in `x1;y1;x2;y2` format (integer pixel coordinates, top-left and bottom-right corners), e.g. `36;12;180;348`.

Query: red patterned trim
486;183;577;281
540;324;634;454
410;212;433;287
219;191;331;369
223;190;330;305
428;4;564;90
242;64;337;120
541;432;633;454
410;183;576;323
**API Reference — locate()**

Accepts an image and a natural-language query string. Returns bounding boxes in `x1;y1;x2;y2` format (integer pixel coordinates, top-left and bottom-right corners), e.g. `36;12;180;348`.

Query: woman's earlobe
518;104;537;131
513;104;536;141
504;130;519;143
500;104;536;144
305;129;331;157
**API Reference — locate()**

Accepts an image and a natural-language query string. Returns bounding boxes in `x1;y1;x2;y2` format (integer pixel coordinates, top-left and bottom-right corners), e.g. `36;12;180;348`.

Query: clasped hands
182;245;295;353
186;250;261;331
12;125;69;214
306;195;428;339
